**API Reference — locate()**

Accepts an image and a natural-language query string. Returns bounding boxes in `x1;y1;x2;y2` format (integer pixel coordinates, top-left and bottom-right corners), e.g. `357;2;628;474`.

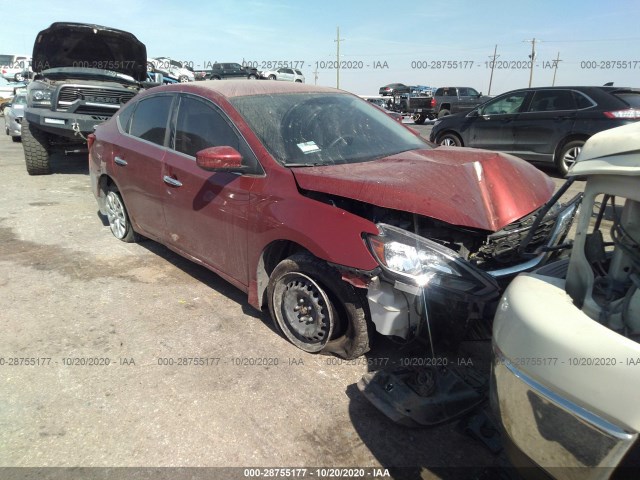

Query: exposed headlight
367;223;497;293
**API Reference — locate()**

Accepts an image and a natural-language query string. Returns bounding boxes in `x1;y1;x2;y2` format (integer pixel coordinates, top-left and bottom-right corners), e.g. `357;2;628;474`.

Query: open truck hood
291;147;555;232
32;22;147;81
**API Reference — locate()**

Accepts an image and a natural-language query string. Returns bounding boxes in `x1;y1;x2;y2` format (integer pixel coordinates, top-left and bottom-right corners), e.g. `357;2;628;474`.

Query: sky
2;0;640;96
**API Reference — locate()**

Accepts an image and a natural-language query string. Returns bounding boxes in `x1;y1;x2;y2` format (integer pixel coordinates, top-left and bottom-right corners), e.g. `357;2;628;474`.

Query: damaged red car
88;81;580;359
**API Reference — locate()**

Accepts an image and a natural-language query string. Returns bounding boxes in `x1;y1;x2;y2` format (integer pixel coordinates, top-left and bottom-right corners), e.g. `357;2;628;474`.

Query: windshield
613;91;640;108
230;93;428;166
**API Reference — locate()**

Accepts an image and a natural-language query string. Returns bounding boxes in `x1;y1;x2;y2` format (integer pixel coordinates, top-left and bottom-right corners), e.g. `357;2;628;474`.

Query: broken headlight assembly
366;223;497;294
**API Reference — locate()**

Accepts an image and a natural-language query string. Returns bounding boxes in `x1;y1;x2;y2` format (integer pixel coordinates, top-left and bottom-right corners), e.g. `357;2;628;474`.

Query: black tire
11;136;20;142
248;74;258;80
438;109;450;119
294;79;302;83
22;120;51;175
268;253;371;359
412;113;426;125
555;140;584;176
178;75;189;83
268;74;277;80
15;72;25;82
437;132;462;147
104;186;139;243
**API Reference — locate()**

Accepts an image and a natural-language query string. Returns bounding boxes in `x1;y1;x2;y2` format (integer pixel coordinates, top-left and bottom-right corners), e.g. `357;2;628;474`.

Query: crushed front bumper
365;195;581;341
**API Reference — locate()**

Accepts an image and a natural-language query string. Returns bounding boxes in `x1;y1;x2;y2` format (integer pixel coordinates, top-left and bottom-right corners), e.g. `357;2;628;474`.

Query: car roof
161;79;341;98
500;85;640;94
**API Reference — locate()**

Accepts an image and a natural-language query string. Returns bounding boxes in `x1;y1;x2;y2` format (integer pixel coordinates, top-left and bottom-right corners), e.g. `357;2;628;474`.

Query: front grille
73;105;120;117
472;207;558;268
57;86;136;111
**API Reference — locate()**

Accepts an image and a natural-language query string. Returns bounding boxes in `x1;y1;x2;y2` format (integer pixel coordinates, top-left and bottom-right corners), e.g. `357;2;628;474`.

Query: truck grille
57;86;136;111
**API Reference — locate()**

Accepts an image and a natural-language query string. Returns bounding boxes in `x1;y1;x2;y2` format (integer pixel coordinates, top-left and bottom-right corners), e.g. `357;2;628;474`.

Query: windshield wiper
284;162;328;167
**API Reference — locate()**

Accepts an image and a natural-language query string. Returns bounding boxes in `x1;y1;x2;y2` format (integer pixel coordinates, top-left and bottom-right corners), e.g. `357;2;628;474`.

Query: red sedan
89;80;577;359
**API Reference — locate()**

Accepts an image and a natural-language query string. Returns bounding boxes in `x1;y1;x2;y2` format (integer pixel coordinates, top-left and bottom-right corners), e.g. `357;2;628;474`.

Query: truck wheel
438;132;462;147
178;75;189;83
268;253;371;359
438;109;451;118
248;74;258;80
104;186;139;243
412;113;426;125
555;140;584;176
22;120;51;175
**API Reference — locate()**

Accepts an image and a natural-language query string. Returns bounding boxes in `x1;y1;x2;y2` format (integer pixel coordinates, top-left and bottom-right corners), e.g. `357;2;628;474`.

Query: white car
147;57;194;83
491;122;640;479
260;67;304;83
0;55;31;82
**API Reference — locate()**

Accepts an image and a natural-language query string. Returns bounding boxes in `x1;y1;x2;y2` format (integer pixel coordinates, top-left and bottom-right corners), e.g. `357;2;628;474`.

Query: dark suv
430;86;640;175
205;63;258;80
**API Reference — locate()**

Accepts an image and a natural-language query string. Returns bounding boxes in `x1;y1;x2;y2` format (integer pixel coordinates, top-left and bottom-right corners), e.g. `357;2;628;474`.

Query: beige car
491;122;640;479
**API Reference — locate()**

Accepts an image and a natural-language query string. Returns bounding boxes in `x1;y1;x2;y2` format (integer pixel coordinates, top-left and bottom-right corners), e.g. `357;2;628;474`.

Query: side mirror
196;146;247;172
468;109;480;117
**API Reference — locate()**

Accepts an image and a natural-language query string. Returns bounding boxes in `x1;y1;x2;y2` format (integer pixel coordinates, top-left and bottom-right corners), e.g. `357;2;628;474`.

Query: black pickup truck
432;87;491;118
387;86;437;124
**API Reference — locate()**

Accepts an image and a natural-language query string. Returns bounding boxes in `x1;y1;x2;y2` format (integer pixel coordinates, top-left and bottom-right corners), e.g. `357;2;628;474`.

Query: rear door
161;94;261;285
110;94;174;238
457;87;481;113
510;89;577;162
468;90;529;151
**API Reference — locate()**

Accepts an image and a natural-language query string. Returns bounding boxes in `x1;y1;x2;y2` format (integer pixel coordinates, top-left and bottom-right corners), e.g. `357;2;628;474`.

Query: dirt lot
0;126;580;480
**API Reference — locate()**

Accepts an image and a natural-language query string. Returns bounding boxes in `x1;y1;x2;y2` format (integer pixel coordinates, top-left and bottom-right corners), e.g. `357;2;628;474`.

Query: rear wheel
438;132;462;147
22;120;51;175
438;109;451;118
412;113;426;125
248;74;258;79
268;74;276;80
104;186;139;243
15;72;25;82
268;253;371;359
556;140;584;176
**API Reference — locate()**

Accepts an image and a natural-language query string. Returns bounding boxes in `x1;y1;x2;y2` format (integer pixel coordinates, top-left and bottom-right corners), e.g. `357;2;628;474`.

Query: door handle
114;156;128;166
163;175;183;187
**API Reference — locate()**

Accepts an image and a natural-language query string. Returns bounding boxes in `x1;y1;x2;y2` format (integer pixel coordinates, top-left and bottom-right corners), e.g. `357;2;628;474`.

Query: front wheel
268;74;277;80
438;132;462;147
248;74;258;79
556;140;584;176
104;187;139;243
268;253;371;359
22;120;51;175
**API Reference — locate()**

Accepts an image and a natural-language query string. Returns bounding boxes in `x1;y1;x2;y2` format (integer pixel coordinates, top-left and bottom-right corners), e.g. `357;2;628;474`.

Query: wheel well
439;103;451;111
554;134;590;160
256;240;311;308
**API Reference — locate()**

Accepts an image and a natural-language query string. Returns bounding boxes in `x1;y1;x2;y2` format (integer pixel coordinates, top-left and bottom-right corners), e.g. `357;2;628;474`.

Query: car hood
291;148;555;232
32;22;147;81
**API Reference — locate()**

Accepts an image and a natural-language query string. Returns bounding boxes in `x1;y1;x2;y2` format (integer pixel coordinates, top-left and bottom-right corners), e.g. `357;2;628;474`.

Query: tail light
87;133;96;151
603;109;640;119
430;98;437;108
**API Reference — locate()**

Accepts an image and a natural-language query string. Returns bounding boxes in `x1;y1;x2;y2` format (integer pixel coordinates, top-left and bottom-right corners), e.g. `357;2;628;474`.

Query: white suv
260;67;304;83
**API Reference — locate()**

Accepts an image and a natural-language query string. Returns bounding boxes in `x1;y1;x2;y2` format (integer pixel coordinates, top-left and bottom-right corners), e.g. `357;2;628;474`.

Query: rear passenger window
129;96;173;145
528;90;576;112
117;102;135;133
574;91;595;109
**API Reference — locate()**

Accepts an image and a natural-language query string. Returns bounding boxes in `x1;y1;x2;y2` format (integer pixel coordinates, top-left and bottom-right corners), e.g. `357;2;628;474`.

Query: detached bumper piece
357;365;487;427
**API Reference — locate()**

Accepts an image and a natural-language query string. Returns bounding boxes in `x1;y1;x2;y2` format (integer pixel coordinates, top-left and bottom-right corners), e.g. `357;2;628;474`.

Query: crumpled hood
291;147;555;232
32;22;147;81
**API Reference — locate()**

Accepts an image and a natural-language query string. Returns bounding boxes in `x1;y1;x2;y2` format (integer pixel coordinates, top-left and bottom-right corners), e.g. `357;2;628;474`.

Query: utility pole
526;38;537;87
488;44;499;95
313;66;319;85
334;26;344;89
552;51;562;86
